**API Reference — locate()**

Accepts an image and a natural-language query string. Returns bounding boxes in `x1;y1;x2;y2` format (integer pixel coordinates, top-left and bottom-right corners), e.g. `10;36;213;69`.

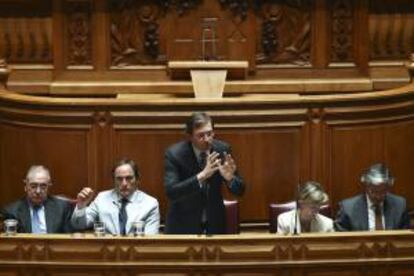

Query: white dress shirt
30;205;47;234
366;195;385;231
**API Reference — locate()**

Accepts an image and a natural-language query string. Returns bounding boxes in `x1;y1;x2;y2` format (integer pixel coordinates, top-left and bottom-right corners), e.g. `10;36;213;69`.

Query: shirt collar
112;189;138;203
366;194;383;209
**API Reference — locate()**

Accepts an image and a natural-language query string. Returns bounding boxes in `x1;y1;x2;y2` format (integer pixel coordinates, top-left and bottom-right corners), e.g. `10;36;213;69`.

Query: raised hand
197;151;221;183
76;187;94;209
219;152;237;182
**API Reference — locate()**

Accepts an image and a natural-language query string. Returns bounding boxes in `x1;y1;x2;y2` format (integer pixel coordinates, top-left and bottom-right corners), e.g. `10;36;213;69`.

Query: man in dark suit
335;163;410;231
2;165;73;233
164;112;245;234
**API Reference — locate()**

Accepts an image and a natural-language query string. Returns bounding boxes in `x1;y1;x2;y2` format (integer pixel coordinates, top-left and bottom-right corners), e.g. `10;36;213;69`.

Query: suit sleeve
164;149;202;202
144;200;160;235
71;199;98;231
224;145;245;196
399;198;411;229
334;201;352;231
61;200;75;233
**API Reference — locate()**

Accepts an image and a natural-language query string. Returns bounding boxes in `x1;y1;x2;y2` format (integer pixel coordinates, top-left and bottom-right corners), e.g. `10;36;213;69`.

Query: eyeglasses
27;182;50;191
115;175;135;183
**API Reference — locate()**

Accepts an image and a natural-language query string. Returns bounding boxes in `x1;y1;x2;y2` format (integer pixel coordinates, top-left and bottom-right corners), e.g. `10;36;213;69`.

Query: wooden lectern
168;61;248;99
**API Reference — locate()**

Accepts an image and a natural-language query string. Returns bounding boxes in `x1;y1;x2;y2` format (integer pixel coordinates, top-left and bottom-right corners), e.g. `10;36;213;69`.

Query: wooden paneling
1;0;413;94
1;83;414;226
0;232;414;274
219;128;304;220
0;124;91;204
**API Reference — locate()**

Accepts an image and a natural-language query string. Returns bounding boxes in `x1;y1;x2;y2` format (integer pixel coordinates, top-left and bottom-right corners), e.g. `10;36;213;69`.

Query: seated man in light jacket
71;159;160;235
278;181;333;234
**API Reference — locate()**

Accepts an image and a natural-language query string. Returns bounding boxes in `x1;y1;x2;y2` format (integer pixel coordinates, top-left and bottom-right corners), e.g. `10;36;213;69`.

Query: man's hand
76;187;94;209
219;152;236;182
197;151;221;183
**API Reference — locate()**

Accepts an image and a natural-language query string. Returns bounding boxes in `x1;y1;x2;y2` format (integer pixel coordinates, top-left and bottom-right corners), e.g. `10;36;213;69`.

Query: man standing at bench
164;112;245;234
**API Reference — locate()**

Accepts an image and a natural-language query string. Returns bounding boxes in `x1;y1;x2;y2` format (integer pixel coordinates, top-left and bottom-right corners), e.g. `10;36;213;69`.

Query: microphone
112;200;120;209
293;183;300;235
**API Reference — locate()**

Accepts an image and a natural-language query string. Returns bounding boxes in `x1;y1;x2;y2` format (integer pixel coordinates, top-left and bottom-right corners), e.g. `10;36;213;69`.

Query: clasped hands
197;151;236;183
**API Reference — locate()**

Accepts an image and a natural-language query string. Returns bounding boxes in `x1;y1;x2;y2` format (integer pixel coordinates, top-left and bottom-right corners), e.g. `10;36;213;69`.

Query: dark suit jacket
2;196;74;233
164;140;244;234
334;193;410;231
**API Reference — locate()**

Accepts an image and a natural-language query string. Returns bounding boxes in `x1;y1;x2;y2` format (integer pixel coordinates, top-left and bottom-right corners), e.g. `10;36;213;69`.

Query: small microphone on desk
112;200;120;209
293;183;300;236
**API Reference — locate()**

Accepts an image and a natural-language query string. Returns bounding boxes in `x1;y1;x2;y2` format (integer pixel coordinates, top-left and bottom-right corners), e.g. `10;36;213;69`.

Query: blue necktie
31;206;43;234
119;198;128;235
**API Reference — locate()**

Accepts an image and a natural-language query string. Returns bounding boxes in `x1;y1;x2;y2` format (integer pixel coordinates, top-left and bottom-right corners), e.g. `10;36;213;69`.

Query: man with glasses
71;158;160;235
164;112;245;234
335;163;410;231
1;165;73;233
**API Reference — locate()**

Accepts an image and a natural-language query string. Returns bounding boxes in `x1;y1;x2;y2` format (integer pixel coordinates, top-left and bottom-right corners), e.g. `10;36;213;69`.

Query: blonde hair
298;181;328;205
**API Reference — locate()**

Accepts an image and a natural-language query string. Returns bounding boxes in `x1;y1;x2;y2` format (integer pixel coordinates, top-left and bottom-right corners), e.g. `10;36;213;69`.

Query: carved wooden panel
369;0;414;61
330;0;355;63
0;1;52;64
65;0;93;67
255;0;312;66
0;232;414;274
110;1;167;66
167;0;255;66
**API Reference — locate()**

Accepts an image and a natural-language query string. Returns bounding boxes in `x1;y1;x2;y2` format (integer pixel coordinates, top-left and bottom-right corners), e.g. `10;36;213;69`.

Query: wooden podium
168;61;248;99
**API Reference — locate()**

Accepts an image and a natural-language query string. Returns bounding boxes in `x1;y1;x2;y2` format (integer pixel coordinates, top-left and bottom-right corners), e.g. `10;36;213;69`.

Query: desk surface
1;231;414;275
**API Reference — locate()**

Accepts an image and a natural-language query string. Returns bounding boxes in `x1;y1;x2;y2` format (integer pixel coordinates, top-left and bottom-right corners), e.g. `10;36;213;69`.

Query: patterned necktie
119;198;128;235
374;204;383;230
31;205;43;234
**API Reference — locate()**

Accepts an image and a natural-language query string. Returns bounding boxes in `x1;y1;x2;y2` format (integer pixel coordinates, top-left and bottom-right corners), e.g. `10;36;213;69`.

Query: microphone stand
293;184;300;235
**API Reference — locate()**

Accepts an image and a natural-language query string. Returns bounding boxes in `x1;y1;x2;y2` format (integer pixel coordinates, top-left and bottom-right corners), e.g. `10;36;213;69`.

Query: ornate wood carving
0;17;52;64
330;0;354;62
370;1;414;61
255;0;312;65
161;0;203;16
110;1;167;66
66;1;92;66
1;232;414;275
218;0;249;20
0;1;52;64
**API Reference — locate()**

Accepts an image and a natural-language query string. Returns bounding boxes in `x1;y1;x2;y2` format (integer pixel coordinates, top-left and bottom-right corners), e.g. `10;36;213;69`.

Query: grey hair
360;163;394;186
298;181;328;205
25;165;51;183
